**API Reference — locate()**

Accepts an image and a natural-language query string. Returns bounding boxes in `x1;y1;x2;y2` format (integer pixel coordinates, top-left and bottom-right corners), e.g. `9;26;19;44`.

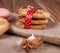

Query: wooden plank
11;0;60;21
0;0;60;21
0;0;3;7
12;0;40;13
0;0;13;12
38;0;60;21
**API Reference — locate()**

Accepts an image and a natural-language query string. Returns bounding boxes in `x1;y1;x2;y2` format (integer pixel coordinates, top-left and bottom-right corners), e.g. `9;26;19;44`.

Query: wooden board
0;34;60;53
38;0;60;21
0;0;13;12
0;0;60;21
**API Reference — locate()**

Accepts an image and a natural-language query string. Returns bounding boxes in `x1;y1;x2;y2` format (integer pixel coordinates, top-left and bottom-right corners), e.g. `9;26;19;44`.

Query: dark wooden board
0;0;60;21
0;0;13;12
12;0;39;12
39;0;60;21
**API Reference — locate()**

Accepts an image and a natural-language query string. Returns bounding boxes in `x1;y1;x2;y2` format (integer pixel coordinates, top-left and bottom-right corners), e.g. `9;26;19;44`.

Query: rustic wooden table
0;34;60;53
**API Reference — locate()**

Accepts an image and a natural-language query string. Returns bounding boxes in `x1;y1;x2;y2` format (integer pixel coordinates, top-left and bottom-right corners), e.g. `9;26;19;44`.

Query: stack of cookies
16;6;50;29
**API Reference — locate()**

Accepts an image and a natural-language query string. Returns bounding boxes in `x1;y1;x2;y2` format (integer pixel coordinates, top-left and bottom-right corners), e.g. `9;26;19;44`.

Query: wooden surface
0;0;13;11
0;0;60;21
0;34;60;53
38;0;60;21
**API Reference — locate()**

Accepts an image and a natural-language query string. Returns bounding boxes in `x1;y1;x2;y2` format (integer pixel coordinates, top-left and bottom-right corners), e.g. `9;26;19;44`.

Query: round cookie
18;17;48;25
17;6;50;30
16;22;46;29
18;7;50;19
0;18;10;36
0;8;10;19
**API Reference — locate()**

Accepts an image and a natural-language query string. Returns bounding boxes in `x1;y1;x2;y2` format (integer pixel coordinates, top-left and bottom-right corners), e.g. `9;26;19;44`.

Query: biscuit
16;6;50;30
16;22;46;29
18;17;48;24
18;6;50;19
0;18;10;35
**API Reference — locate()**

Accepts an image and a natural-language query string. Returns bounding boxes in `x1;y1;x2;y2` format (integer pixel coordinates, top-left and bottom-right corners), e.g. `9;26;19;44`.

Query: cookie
16;22;46;29
18;6;50;19
16;6;50;29
18;17;48;24
0;18;10;36
0;8;10;19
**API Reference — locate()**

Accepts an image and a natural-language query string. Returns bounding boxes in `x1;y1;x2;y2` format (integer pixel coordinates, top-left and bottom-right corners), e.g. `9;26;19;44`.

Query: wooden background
0;0;60;21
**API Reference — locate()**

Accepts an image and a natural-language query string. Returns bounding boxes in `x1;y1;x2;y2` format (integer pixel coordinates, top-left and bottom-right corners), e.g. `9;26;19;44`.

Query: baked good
0;18;10;35
16;21;46;29
16;6;50;29
18;6;50;19
17;16;48;24
0;8;10;19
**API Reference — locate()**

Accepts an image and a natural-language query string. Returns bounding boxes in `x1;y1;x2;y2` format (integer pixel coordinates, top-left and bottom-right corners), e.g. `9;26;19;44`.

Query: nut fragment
21;36;43;51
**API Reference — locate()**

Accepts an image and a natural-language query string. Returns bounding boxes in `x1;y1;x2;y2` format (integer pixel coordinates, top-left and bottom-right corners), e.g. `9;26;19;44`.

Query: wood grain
0;0;60;21
0;0;13;12
12;0;39;12
12;0;60;21
38;0;60;21
0;0;3;7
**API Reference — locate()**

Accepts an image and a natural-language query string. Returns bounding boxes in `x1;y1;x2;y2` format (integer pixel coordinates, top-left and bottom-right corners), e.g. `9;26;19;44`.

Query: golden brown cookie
18;6;50;19
16;6;50;30
18;17;48;25
16;22;46;29
0;18;10;36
